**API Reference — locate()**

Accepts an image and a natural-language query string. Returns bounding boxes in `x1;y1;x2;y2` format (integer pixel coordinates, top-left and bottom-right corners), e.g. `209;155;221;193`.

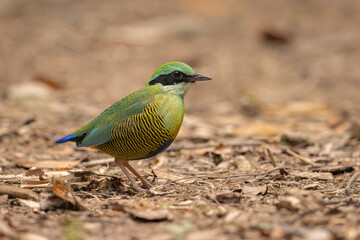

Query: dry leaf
216;192;242;203
242;185;267;196
17;199;41;209
10;158;82;169
52;178;74;203
51;177;87;210
25;168;45;177
276;188;325;212
127;208;174;221
292;172;333;180
280;132;312;148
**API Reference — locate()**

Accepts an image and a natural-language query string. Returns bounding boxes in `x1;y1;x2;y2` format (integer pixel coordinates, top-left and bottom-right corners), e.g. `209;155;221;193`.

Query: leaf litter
1;1;360;240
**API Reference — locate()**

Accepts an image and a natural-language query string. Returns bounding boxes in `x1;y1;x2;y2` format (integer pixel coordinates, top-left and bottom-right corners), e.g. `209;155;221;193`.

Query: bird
55;62;211;192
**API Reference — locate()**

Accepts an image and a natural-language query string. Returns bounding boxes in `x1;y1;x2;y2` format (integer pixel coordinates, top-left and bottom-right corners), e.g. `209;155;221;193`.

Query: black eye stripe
149;71;191;86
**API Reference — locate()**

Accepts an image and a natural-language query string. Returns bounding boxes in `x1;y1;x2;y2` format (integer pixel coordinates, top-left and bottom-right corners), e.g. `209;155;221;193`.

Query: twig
151;168;158;184
90;172;125;181
0;175;40;181
78;191;101;201
265;148;277;167
345;171;359;196
65;182;88;211
286;149;317;167
21;184;53;188
314;188;340;193
0;185;40;200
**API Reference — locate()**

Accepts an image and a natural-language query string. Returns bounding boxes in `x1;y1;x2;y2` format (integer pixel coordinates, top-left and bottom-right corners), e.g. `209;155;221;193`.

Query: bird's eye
172;71;182;79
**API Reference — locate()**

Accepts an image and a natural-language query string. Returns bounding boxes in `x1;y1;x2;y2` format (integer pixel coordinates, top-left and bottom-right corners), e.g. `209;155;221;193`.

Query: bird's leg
115;160;146;192
123;161;153;190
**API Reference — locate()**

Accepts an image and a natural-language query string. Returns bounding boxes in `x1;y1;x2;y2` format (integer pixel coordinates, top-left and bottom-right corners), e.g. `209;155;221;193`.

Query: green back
73;87;156;147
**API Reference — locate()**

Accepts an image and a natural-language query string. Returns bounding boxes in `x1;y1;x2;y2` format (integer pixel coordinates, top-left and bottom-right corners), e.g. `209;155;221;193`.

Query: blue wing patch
55;133;86;143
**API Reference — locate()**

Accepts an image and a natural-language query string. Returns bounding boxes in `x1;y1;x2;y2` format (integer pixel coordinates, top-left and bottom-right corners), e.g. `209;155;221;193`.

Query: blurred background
0;0;360;154
1;2;360;239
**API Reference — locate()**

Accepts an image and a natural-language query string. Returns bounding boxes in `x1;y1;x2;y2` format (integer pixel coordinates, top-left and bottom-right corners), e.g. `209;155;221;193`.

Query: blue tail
55;133;84;143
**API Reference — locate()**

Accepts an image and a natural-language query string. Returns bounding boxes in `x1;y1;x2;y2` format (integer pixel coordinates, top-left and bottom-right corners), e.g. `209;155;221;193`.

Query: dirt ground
1;0;360;239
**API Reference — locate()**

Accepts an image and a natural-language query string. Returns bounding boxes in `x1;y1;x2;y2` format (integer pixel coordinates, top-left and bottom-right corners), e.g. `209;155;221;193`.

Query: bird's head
147;62;211;96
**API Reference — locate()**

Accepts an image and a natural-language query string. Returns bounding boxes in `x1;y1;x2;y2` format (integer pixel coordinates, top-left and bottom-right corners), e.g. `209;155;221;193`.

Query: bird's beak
191;73;212;82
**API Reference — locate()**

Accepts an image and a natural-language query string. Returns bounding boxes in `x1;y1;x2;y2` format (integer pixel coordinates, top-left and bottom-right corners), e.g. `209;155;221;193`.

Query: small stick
21;184;53;189
286;149;317;167
65;182;88;211
0;185;40;200
151;168;158;184
265;148;277;167
345;171;359;196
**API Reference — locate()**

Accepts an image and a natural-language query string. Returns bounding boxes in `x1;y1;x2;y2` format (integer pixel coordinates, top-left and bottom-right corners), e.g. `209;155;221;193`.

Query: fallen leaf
242;185;268;196
51;177;87;211
52;178;73;202
205;152;224;165
275;188;325;212
292;172;333;180
216;192;242;203
25;168;45;177
109;203;126;212
17;199;41;209
280;132;312;148
303;183;319;190
9;158;82;169
127;208;174;222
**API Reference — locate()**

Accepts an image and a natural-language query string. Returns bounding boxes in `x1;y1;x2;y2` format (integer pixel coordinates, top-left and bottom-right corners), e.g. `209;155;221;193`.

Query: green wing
72;88;155;147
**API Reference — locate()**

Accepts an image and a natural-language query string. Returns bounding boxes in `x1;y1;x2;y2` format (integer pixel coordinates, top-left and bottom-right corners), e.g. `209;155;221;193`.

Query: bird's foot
116;159;153;192
131;182;148;192
141;181;153;190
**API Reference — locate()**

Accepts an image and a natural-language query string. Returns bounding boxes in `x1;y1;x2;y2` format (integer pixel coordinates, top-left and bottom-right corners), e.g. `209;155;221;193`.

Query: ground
1;0;360;239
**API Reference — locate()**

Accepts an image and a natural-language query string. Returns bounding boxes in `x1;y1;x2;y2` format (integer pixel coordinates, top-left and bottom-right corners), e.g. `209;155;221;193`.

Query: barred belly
94;103;174;160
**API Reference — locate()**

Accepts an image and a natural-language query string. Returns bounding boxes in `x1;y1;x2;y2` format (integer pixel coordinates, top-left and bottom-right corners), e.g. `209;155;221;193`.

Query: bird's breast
155;94;185;136
95;94;185;160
